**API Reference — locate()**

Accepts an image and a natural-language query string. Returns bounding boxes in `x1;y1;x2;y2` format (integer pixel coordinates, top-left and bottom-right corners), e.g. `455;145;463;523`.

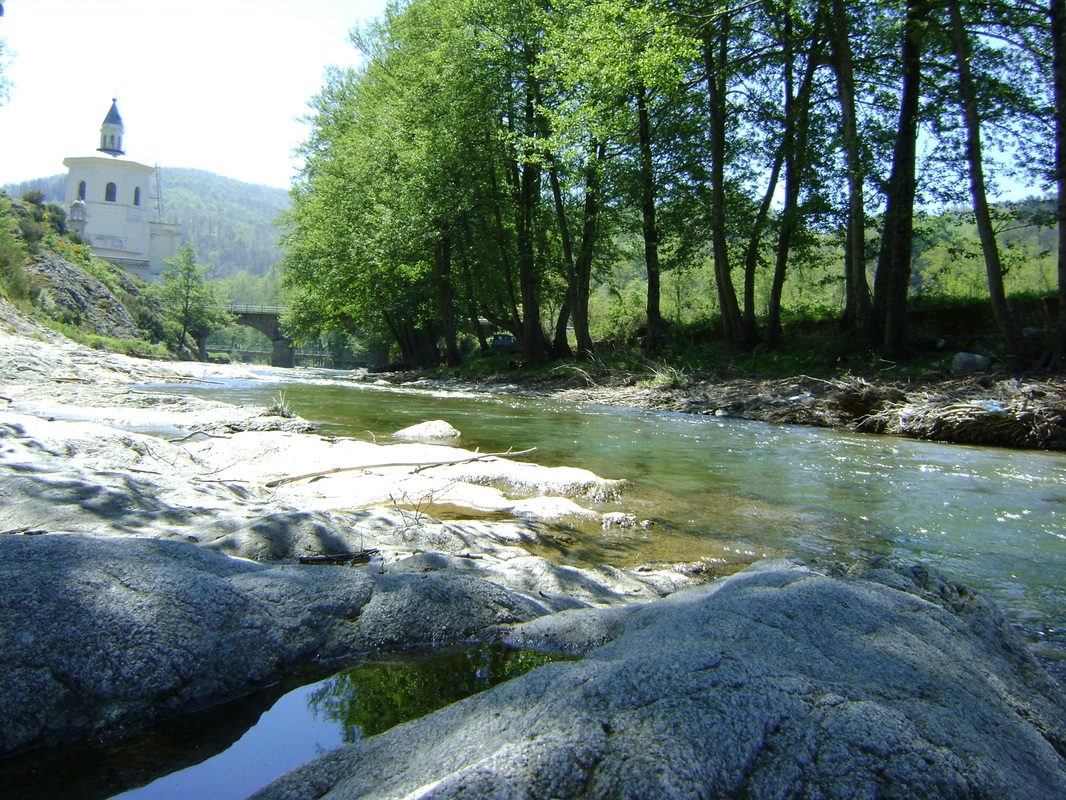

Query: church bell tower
97;99;125;157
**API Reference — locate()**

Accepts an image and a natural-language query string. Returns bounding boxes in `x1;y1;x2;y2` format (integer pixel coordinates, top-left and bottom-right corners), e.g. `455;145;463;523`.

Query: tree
155;243;229;361
874;0;928;359
945;0;1030;361
1051;0;1066;365
829;0;876;343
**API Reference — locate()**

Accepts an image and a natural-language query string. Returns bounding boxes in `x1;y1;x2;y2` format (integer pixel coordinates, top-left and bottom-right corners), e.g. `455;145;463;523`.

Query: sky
0;0;387;189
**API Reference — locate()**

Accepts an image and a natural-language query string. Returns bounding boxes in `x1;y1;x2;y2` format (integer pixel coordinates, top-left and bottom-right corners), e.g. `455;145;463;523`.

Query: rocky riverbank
388;366;1066;451
0;297;691;757
3;297;1066;797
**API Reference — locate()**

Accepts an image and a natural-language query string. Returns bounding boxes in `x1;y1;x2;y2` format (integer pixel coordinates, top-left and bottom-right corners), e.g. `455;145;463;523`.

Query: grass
34;315;170;359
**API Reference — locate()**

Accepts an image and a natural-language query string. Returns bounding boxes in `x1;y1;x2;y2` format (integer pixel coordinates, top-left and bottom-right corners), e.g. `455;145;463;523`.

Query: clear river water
8;369;1063;800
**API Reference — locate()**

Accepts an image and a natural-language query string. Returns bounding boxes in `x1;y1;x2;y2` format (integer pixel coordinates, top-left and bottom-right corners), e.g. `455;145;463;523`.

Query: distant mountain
2;169;290;279
2;175;66;202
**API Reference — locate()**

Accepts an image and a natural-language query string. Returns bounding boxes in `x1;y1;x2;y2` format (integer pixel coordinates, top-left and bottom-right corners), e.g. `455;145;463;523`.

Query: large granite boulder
253;559;1066;800
0;534;549;756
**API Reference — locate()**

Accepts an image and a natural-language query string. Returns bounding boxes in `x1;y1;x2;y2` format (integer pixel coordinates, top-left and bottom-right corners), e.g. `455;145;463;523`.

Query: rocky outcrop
23;252;141;340
0;533;551;756
252;559;1066;800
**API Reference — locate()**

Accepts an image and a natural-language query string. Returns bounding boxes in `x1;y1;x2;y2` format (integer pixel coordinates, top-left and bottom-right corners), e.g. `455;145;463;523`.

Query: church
63;100;182;281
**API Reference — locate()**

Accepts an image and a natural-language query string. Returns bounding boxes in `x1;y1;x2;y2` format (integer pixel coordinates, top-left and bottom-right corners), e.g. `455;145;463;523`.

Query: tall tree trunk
515;48;551;363
875;0;925;359
741;146;784;343
704;23;746;349
435;233;461;366
1046;0;1066;366
946;0;1030;361
766;11;821;348
548;142;601;359
572;142;604;357
548;163;575;359
829;0;876;342
637;85;665;354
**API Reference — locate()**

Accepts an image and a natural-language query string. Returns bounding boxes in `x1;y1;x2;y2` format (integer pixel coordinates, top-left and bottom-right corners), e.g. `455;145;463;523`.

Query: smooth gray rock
0;534;547;755
951;351;993;373
253;559;1066;800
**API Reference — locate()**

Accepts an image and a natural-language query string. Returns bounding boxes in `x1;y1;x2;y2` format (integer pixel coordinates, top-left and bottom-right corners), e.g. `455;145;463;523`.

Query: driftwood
1;526;47;536
265;447;537;488
297;548;380;566
168;431;232;443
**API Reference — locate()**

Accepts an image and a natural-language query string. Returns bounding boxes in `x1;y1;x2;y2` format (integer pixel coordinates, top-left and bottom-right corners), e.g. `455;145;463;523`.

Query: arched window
105;182;117;202
77;181;87;200
133;187;141;206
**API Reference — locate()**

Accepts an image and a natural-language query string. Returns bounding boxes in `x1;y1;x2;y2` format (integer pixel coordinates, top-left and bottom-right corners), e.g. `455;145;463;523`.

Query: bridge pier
271;338;296;368
227;306;296;369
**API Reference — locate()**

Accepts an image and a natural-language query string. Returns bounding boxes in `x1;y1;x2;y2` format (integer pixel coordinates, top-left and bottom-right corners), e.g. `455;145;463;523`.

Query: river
16;369;1063;800
183;371;1066;658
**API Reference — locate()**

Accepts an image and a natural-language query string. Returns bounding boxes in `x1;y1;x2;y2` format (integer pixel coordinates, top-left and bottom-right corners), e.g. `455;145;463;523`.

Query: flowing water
11;369;1064;800
184;372;1066;654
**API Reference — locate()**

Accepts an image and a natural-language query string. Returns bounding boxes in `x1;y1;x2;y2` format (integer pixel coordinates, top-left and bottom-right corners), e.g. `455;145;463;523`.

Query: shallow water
183;373;1066;651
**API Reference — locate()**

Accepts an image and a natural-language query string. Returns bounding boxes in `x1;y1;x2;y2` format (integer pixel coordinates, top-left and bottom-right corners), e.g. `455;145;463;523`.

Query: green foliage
307;644;569;742
158;169;289;278
32;316;168;359
8;192;67;253
150;243;230;358
0;193;30;302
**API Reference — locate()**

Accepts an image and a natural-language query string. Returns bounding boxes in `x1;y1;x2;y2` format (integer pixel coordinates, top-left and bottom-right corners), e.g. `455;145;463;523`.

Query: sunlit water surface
12;369;1061;800
182;372;1065;650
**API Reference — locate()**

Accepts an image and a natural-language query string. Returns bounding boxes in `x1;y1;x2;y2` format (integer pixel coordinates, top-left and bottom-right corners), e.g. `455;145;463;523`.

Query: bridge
223;304;294;367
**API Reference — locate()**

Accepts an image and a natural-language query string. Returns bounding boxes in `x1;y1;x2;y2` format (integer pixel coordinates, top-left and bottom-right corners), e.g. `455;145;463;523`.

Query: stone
24;252;141;340
951;351;993;374
392;420;461;440
252;559;1066;800
0;534;549;755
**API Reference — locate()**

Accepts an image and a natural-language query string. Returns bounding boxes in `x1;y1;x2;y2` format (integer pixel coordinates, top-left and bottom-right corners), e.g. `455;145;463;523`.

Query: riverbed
168;369;1066;670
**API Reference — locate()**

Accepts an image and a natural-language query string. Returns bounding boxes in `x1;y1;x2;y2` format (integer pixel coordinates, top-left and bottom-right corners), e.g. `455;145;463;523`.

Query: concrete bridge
224;304;294;367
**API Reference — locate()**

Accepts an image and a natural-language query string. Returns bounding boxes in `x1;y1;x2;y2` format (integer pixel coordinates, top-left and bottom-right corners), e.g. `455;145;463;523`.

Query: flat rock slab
253;559;1066;800
0;534;550;755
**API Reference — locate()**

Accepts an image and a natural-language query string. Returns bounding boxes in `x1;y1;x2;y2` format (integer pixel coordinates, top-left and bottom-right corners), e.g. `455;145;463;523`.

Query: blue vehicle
491;333;520;354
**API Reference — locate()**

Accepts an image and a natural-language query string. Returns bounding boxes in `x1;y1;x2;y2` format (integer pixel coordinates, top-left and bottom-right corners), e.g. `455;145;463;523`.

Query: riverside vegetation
2;183;1066;451
2;194;1066;795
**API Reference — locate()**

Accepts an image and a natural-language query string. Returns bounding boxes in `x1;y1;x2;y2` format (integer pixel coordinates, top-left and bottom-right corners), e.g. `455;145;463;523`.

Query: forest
281;0;1066;370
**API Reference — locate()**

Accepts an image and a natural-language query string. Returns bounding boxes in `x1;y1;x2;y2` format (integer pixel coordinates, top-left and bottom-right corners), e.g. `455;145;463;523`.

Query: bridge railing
225;304;288;315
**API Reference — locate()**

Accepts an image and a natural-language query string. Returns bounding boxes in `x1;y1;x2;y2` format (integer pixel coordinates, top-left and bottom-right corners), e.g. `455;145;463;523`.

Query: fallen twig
297;549;380;566
168;431;232;443
1;526;47;535
265;447;537;488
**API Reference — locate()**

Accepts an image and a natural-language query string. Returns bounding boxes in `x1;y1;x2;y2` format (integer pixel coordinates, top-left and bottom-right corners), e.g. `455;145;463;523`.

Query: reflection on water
307;643;570;742
0;644;565;800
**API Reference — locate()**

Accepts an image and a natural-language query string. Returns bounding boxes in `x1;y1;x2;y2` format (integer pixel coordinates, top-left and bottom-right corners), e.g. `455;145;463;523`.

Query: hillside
2;169;290;279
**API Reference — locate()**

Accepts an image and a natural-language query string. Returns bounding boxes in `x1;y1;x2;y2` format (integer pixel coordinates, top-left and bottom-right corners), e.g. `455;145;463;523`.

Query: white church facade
63;100;181;281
